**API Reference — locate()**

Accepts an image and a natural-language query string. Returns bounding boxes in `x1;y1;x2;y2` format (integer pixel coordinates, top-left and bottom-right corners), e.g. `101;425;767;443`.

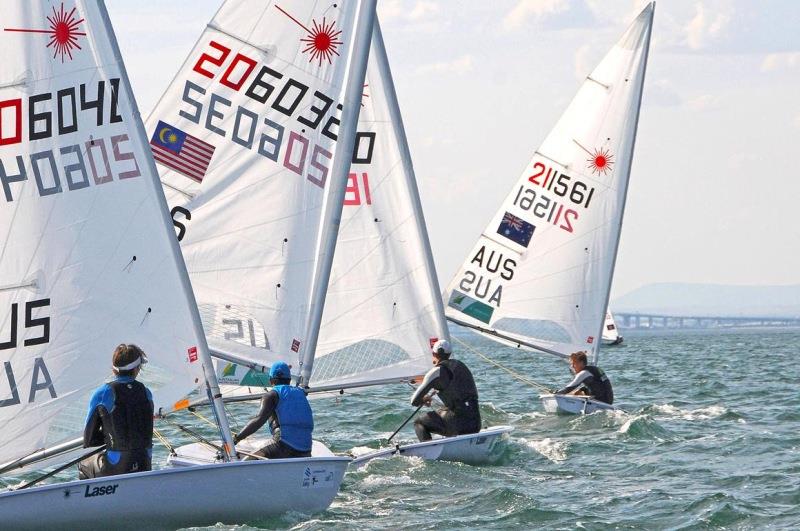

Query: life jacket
270;385;314;452
585;366;614;404
101;380;153;451
436;359;480;419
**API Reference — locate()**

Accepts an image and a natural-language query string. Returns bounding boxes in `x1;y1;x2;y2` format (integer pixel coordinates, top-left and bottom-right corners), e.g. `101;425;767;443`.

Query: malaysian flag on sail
496;211;535;247
150;121;215;183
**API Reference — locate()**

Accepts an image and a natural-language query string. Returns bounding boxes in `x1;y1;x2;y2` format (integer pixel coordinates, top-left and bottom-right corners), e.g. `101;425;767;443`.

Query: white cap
431;339;452;356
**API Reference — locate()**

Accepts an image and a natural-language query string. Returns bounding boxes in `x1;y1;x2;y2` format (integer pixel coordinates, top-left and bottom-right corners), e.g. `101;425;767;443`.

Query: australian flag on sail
150;120;215;183
496;211;535;247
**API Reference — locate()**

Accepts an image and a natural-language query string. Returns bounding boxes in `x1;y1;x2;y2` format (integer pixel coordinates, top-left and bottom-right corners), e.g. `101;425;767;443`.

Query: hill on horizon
612;283;800;317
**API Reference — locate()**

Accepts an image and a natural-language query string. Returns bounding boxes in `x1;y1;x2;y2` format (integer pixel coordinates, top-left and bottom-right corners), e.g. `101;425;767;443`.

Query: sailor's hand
422;395;433;407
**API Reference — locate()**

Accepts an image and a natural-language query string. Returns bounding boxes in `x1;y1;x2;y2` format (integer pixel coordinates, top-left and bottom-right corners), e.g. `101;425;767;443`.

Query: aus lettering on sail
448;148;609;325
0;299;55;408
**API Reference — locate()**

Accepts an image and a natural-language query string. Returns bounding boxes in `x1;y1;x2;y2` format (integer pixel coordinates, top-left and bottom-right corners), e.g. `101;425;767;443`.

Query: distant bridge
615;312;800;330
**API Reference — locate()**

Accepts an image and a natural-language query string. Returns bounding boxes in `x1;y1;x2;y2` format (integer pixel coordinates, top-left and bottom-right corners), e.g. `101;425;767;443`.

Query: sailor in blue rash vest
556;351;614;404
78;344;154;479
233;361;314;459
411;340;481;441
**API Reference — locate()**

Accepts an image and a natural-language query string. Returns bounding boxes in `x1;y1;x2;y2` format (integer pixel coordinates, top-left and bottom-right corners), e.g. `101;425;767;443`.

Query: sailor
556;351;614;404
411;339;481;441
233;361;314;459
78;344;154;479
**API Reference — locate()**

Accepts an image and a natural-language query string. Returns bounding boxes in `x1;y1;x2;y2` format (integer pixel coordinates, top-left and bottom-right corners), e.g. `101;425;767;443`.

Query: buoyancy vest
271;385;314;452
437;359;480;418
102;380;153;451
585;366;614;404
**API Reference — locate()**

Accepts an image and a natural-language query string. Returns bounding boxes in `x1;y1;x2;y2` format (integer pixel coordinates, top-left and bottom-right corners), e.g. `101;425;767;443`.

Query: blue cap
269;361;291;380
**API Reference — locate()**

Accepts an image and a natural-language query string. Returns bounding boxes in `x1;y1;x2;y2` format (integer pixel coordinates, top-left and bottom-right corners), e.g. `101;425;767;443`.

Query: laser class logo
275;4;343;66
587;147;614;176
4;2;86;62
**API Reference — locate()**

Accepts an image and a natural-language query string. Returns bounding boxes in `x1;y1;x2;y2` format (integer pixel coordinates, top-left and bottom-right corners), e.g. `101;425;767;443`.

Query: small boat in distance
602;311;624;345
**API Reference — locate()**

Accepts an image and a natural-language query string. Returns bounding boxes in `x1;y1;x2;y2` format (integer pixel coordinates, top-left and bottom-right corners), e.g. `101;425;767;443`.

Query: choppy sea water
6;328;800;529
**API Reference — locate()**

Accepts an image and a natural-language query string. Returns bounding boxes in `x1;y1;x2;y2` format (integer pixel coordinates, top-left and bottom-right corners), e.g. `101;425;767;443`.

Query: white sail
145;0;377;384
0;0;211;465
601;311;622;345
310;19;450;388
444;4;654;361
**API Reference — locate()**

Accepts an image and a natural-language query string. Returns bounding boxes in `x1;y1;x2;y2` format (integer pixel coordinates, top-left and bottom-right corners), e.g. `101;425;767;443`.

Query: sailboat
602;311;624;345
444;4;654;415
151;11;512;467
0;1;373;527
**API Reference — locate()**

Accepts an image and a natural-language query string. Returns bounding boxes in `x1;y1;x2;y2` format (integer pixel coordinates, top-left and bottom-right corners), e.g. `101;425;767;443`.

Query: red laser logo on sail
587;148;614;176
275;5;343;66
4;2;86;63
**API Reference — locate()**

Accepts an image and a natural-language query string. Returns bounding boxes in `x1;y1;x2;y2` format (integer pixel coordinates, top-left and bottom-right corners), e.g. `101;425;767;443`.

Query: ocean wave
617;414;678;441
521;437;569;462
649;403;735;421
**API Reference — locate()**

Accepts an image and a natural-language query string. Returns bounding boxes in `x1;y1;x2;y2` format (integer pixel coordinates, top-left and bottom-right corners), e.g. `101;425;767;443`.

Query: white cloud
503;0;569;31
415;54;473;76
377;0;404;22
761;52;800;72
408;1;439;21
573;44;593;79
685;94;718;112
647;79;683;108
686;2;732;50
379;0;441;23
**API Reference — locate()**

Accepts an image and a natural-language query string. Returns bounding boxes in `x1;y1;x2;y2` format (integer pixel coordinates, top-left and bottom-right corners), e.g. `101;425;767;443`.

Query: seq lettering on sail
444;4;654;360
146;1;375;379
0;1;210;465
311;19;449;388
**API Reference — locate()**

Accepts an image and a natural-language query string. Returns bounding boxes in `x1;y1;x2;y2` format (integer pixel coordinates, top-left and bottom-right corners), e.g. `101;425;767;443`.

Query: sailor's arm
83;386;109;447
235;390;278;442
410;366;442;407
556;370;591;394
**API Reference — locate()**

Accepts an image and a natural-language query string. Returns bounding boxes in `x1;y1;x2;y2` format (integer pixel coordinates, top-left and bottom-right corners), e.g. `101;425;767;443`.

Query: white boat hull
167;439;336;467
539;393;617;415
350;426;513;468
601;335;624;346
1;454;349;530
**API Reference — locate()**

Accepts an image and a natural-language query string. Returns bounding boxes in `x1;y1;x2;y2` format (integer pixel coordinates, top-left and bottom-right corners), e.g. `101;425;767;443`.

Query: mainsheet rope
451;336;555;393
153;428;175;455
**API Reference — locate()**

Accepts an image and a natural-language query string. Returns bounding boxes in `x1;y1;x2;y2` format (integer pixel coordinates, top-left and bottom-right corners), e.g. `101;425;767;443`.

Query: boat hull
601;336;624;346
167;439;337;467
539;393;617;415
350;425;513;468
0;455;350;530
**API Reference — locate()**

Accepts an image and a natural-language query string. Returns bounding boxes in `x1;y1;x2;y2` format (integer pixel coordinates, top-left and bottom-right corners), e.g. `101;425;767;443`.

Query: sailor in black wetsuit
233;361;314;459
411;339;481;441
78;344;154;479
556;351;614;404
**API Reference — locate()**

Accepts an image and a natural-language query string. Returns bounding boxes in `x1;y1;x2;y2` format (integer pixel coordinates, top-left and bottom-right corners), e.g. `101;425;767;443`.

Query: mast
372;18;450;344
298;0;378;386
97;0;236;459
591;3;654;365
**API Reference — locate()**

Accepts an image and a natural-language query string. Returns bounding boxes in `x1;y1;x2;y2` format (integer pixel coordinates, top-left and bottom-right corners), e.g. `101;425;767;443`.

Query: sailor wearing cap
233;361;314;459
410;339;482;441
79;344;154;479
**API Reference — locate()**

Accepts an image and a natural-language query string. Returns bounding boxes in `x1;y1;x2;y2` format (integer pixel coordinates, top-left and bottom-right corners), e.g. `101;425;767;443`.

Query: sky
106;0;800;300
